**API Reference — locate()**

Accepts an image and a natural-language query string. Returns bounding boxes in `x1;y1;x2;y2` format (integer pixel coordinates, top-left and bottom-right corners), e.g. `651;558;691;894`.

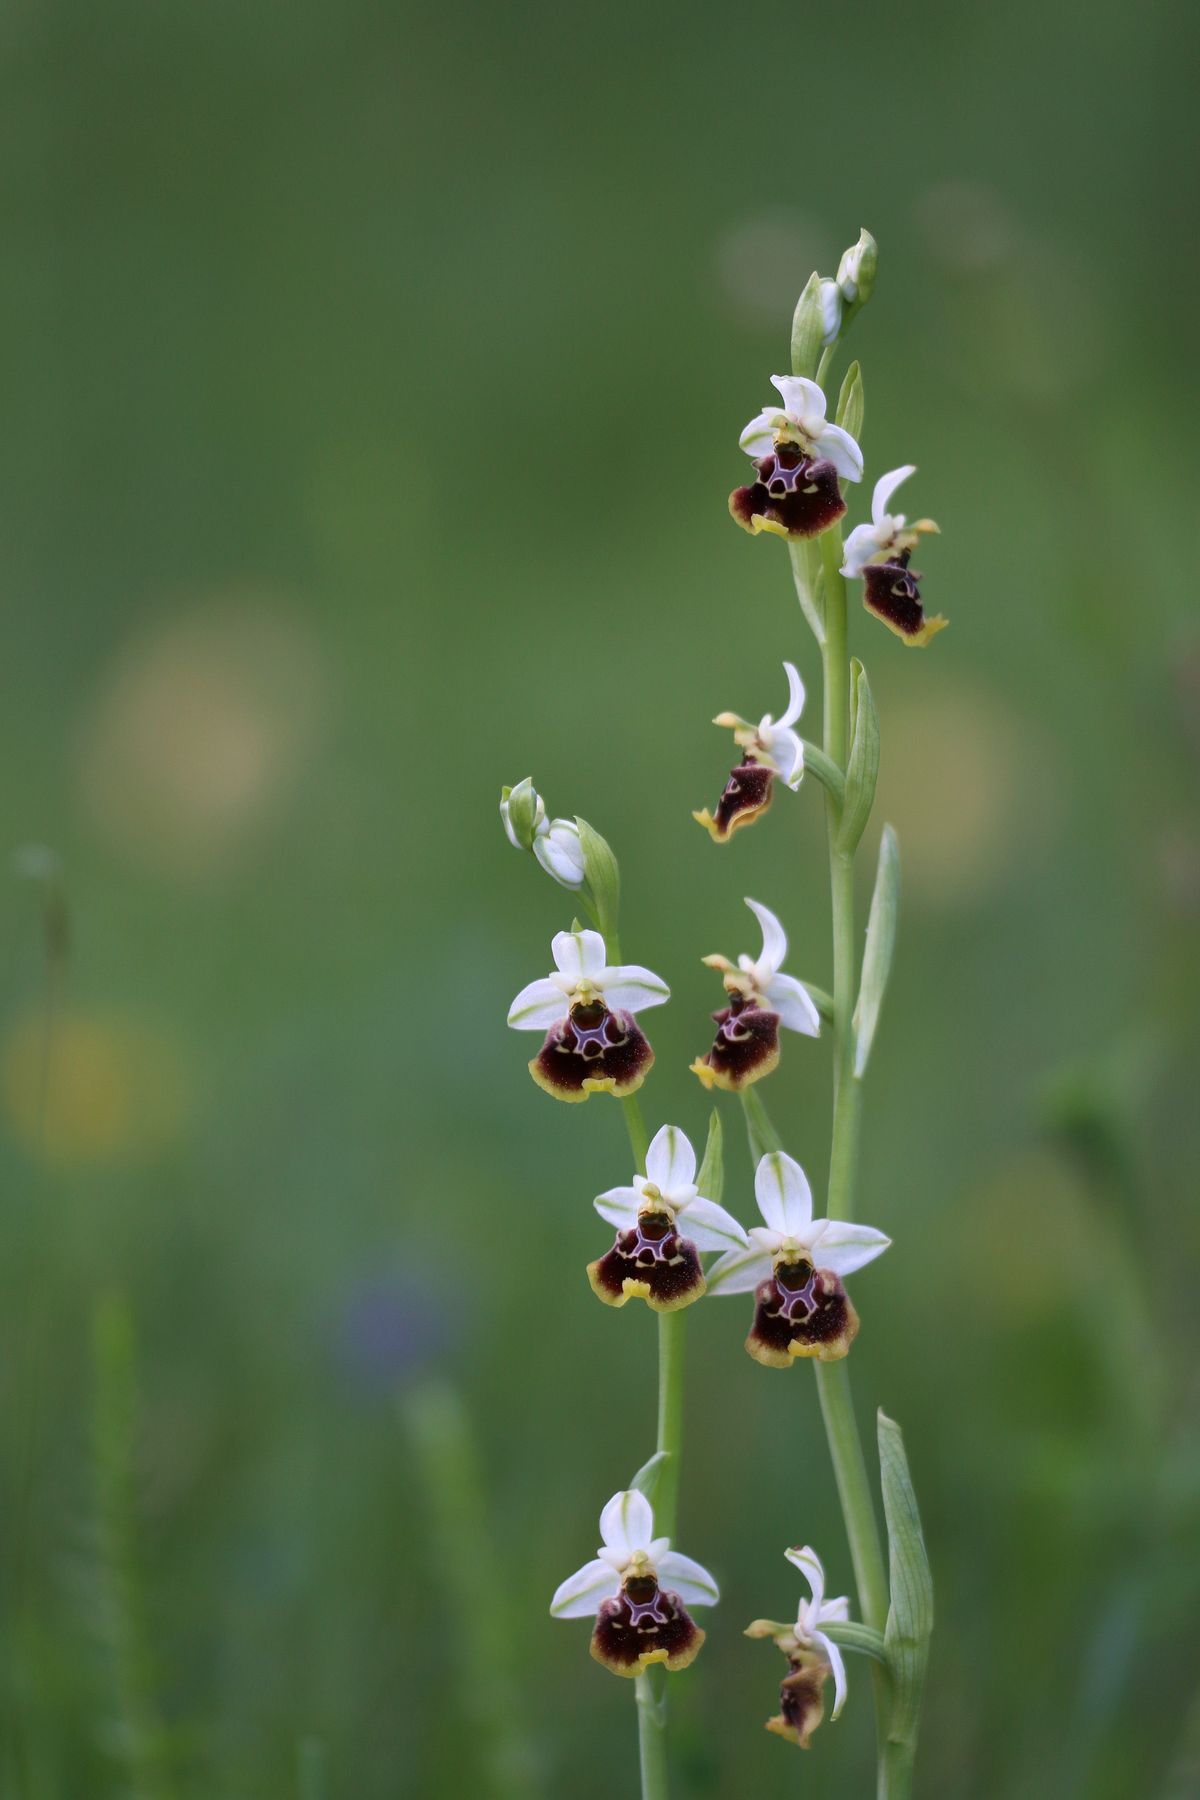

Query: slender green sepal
838;660;879;855
801;741;846;806
852;824;900;1078
628;1449;671;1511
821;1620;890;1666
878;1411;933;1762
739;1084;783;1161
788;539;826;647
835;360;864;443
503;777;541;850
791;271;826;380
575;816;620;944
696;1109;724;1206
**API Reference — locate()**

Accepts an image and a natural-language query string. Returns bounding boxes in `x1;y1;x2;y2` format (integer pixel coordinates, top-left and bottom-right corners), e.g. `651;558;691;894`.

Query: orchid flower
550;1488;718;1677
738;377;864;481
840;465;947;646
691;900;819;1092
730;376;862;541
693;663;806;842
746;1544;852;1747
706;1151;890;1364
508;927;668;1101
588;1123;748;1313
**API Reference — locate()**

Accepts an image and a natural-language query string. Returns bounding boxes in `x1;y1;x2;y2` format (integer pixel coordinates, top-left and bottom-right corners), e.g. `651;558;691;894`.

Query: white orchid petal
550;929;606;981
655;1551;720;1608
816;1630;848;1719
506;978;568;1031
821;1597;851;1624
872;464;916;524
809;1220;891;1277
755;1152;814;1235
778;661;806;729
765;971;821;1037
600;965;670;1014
768;728;805;789
675;1196;749;1253
784;1544;826;1609
770;374;827;429
744;897;787;980
645;1124;696;1194
550;1558;621;1619
599;1489;654;1556
840;522;881;579
593;1187;643;1230
704;1244;773;1296
739;409;783;457
813;422;864;483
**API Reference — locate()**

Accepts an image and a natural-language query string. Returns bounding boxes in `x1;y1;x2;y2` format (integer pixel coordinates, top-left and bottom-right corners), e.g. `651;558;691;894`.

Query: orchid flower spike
730;376;863;542
500;781;586;888
691;900;819;1092
588;1123;749;1313
550;1488;718;1677
693;662;806;843
508;927;668;1102
745;1545;852;1747
706;1150;890;1364
840;466;947;648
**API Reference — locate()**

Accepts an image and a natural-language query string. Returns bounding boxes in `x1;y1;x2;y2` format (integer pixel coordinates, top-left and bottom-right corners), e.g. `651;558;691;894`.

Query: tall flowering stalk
500;231;934;1798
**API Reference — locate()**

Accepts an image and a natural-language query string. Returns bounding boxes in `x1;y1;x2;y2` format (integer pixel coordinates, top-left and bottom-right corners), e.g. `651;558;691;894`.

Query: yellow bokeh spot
2;1010;190;1168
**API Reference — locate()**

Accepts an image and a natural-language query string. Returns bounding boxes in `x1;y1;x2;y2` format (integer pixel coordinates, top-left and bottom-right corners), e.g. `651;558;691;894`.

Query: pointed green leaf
852;825;899;1078
838;660;879;855
878;1410;933;1752
628;1450;670;1510
575;815;620;944
696;1109;724;1207
835;360;864;443
790;271;825;381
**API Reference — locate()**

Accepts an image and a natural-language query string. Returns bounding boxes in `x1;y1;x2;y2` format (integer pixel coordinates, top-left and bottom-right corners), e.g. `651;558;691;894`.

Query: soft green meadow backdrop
2;2;1198;1796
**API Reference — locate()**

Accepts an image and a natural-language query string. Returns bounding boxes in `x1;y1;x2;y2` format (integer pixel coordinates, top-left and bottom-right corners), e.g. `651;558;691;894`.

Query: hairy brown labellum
530;1001;654;1102
862;550;947;647
729;446;847;540
766;1653;829;1749
691;994;780;1092
590;1575;706;1677
693;759;774;842
587;1212;706;1313
746;1259;859;1366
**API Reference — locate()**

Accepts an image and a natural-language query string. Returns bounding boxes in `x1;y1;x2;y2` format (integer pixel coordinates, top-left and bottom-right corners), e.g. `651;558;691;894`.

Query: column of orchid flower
500;229;934;1800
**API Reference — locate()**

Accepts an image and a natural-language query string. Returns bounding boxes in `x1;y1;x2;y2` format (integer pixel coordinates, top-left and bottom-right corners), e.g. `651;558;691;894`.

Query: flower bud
533;818;586;889
837;228;877;308
499;778;544;851
818;278;842;348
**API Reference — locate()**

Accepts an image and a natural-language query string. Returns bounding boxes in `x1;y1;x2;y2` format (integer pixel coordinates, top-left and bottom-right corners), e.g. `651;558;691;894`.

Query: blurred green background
2;1;1198;1795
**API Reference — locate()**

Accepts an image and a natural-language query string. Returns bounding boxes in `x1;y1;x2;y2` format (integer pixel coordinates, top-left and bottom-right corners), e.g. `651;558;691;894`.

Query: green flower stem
815;524;893;1780
799;741;846;806
788;539;826;647
618;1088;682;1800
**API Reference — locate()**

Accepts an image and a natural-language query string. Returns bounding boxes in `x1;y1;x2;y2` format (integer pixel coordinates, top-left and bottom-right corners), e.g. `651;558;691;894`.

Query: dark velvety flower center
567;1001;627;1059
